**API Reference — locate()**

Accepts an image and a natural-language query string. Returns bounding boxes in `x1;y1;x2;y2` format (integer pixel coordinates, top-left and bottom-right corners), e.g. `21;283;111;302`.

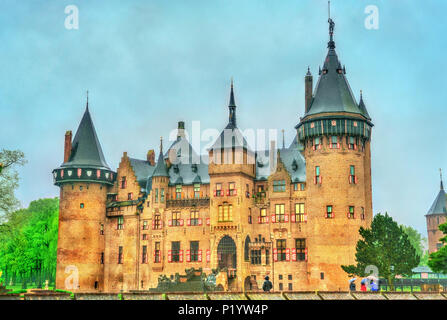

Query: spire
61;96;110;170
86;90;89;111
152;137;169;177
440;168;444;190
227;78;237;129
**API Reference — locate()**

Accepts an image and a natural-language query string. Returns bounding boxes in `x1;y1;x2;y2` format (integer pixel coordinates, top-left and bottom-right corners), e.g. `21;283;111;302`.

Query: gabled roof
305;20;370;119
61;103;110;170
128;158;155;189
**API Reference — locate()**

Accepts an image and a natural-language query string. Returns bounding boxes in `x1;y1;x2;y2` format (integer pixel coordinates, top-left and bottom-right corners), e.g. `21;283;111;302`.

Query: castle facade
53;19;374;292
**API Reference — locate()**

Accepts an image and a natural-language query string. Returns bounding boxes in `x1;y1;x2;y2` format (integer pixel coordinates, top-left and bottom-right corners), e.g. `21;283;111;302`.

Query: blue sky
0;0;446;236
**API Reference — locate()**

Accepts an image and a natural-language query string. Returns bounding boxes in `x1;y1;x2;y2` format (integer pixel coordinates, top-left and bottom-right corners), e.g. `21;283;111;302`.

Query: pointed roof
61;97;110;170
427;170;447;215
226;78;237;129
305;18;370;119
358;90;371;120
152;137;169;177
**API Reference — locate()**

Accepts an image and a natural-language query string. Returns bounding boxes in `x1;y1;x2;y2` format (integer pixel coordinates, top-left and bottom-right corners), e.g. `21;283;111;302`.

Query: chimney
147;149;155;166
64;130;72;163
305;67;313;113
177;121;185;139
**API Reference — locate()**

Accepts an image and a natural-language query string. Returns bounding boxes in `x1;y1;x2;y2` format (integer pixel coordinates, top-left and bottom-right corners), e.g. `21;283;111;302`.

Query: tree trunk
387;275;394;291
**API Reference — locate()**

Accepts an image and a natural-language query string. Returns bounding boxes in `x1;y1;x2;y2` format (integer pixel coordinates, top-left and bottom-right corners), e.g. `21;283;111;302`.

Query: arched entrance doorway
217;235;237;271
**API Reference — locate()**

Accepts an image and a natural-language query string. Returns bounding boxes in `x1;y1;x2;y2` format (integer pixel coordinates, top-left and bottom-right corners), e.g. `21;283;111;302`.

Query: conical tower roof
305;18;370;119
61;98;110;170
152;137;169;177
427;170;447;215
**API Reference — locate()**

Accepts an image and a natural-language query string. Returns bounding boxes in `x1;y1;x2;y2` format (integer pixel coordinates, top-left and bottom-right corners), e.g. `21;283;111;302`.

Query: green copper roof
152;139;169;177
61;104;110;170
305;21;370;119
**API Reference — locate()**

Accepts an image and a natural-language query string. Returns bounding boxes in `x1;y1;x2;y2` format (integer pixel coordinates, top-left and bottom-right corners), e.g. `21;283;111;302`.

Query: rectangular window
154;242;161;263
117;216;124;230
154;215;161;229
194;184;200;198
218;203;233;222
293;183;298;191
100;223;104;235
288;283;293;291
348;136;356;150
265;249;270;265
171;241;180;262
142;234;148;240
229;182;236;196
121;176;127;189
277;239;286;261
300;183;305;191
100;252;104;264
315;166;321;184
313;137;321;150
128;192;133;200
260;208;268;223
142;245;147;264
250;250;262;265
118;246;123;264
275;204;285;222
296;238;306;261
295;203;305;222
326;205;333;219
190;211;199;226
273;180;286;192
155;188;158;203
80;203;84;209
348;206;355;219
172;212;181;226
160;188;165;203
279;283;283;291
361;207;365;220
142;220;148;230
349;165;356;184
215;183;222;197
176;185;182;199
330;136;339;149
190;241;199;262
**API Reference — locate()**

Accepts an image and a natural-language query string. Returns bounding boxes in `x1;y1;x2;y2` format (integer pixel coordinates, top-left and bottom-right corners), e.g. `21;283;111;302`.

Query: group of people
349;278;379;292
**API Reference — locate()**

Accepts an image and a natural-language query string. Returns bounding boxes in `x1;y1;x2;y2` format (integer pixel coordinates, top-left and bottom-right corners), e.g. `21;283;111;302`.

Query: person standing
262;276;273;292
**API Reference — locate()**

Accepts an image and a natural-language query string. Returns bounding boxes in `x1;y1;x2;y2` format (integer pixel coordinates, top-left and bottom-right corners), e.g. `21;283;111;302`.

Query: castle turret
426;169;447;253
52;96;115;292
305;67;313;113
295;16;373;290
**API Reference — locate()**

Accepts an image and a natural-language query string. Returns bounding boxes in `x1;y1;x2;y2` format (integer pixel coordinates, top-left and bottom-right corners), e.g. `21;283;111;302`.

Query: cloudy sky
1;0;446;236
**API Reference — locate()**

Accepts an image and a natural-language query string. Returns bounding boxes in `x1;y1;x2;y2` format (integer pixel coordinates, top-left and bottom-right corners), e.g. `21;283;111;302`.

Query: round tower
295;18;373;290
53;98;115;292
425;170;447;253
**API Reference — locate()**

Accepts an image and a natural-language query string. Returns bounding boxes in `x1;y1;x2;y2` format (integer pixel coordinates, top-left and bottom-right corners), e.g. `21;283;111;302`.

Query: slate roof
168;162;210;186
61;104;110;170
152;140;169;177
305;24;370;119
128;158;155;189
427;183;447;215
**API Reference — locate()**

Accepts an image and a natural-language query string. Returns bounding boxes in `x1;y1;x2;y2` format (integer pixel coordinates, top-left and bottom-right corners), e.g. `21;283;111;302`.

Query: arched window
244;236;251;262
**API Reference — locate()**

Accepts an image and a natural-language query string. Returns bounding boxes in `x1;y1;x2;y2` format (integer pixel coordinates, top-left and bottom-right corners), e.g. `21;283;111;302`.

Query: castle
53;18;374;292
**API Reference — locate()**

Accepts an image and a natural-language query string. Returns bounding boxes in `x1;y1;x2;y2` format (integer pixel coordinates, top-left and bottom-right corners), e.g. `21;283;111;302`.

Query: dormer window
175;185;182;199
273;180;286;192
194;184;200;198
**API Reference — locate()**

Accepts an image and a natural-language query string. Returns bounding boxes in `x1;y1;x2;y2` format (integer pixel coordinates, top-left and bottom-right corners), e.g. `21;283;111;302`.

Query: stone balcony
166;197;210;208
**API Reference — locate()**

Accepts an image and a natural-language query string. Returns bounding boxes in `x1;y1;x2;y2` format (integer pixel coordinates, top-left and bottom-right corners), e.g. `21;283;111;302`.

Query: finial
282;129;285;149
306;66;312;76
360;90;363;100
160;136;163;153
327;1;335;48
86;90;89;111
440;168;444;190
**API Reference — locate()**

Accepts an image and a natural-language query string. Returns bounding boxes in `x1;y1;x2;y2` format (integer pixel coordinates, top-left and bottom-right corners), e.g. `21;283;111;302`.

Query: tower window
348;206;355;219
155;188;159;203
142;245;148;264
330;136;340;149
313;137;321;150
160;188;165;203
349;165;357;184
218;203;233;222
361;207;365;220
326;205;333;219
80;203;84;209
117;216;124;230
118;246;123;264
348;136;357;150
294;203;305;223
121;177;127;189
315;166;321;184
273;180;286;192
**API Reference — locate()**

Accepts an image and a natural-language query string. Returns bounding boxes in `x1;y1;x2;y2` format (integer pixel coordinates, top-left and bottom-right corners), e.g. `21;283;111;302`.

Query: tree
0;149;26;220
428;222;447;273
401;225;428;266
341;213;420;290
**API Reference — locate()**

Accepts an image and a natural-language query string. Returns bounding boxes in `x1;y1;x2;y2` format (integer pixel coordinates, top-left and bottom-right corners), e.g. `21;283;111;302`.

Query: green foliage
0;149;26;219
0;198;59;284
428;222;447;273
341;213;420;289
